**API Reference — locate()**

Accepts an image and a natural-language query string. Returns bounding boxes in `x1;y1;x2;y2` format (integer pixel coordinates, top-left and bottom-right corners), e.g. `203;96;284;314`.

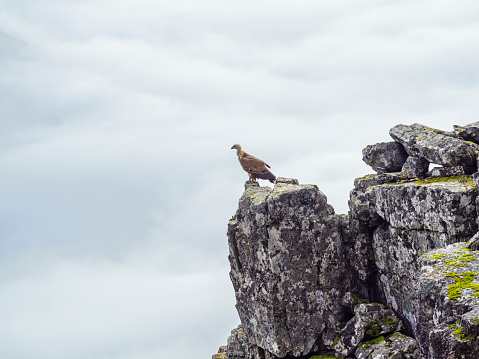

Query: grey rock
388;333;419;358
212;352;228;359
401;156;429;179
244;180;260;190
454;122;479;143
355;333;418;359
217;122;479;359
341;292;368;310
373;224;469;335
374;177;478;236
362;142;408;174
415;243;479;358
472;172;479;188
275;177;299;185
334;303;403;357
428;166;465;177
353;173;404;192
390;123;478;173
427;324;479;359
227;325;248;359
355;342;402;359
461;307;479;338
466;232;479;251
228;180;353;357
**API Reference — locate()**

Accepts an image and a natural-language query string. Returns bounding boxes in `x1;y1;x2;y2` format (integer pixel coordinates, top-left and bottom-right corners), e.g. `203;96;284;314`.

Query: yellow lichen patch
445;272;479;300
445;259;465;267
415;175;474;186
387;175;475;188
442;251;478;268
449;323;476;341
428;253;446;260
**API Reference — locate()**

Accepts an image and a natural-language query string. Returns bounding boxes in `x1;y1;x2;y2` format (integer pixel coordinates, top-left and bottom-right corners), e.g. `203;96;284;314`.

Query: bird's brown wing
240;153;275;181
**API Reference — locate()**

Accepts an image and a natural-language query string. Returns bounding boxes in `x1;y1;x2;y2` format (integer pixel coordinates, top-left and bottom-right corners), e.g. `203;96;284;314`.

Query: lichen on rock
228;179;353;357
362;142;408;174
215;122;479;359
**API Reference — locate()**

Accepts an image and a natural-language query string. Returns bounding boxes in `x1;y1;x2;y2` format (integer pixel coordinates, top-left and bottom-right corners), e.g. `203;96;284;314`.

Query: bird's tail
257;169;276;183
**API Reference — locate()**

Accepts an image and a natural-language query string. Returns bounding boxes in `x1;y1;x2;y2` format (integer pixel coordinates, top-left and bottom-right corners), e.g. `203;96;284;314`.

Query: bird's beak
231;145;235;149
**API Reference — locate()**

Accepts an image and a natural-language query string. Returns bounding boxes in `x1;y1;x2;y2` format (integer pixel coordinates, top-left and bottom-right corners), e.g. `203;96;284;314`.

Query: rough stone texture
454;122;479;144
275;177;299;185
353;173;404;191
212;353;228;359
374;178;478;237
355;332;418;359
428;166;465;178
401;156;429;179
334;303;403;357
370;178;477;335
227;180;353;358
372;225;469;335
347;174;401;296
415;243;479;358
473;172;479;188
215;123;479;359
390;123;478;173
227;325;249;359
362;142;408;174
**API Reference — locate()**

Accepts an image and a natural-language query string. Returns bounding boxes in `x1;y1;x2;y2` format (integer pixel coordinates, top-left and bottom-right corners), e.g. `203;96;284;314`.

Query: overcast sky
1;1;479;358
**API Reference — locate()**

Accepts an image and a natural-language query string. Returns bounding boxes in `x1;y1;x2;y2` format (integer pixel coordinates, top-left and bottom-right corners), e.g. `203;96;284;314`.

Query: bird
231;144;276;183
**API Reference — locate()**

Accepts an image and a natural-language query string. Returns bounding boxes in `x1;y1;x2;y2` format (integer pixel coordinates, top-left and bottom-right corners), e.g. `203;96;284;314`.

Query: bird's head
231;144;241;150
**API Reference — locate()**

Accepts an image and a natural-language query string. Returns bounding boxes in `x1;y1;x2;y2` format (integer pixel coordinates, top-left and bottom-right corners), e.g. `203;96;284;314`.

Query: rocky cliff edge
213;122;479;359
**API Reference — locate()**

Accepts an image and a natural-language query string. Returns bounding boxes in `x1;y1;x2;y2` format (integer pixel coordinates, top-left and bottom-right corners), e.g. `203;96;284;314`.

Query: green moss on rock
365;321;382;337
362;336;385;349
309;352;337;359
387;175;474;187
380;316;396;326
450;323;476;341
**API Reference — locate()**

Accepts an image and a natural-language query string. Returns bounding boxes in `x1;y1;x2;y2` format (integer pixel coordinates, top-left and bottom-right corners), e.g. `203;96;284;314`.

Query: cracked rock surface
228;178;353;358
214;122;479;359
362;142;408;174
390;123;478;173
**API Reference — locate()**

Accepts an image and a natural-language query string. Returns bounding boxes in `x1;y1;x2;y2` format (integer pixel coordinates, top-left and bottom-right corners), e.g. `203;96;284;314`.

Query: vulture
231;144;276;183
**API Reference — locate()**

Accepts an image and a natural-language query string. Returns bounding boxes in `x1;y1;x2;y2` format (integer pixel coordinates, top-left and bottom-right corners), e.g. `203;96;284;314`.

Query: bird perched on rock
231;144;276;183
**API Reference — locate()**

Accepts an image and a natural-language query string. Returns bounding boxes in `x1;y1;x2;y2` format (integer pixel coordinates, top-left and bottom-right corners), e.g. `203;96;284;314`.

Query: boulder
390;123;478;173
334;303;403;357
362;142;408;174
401;156;429;179
355;332;418;359
227;180;354;357
454;122;479;143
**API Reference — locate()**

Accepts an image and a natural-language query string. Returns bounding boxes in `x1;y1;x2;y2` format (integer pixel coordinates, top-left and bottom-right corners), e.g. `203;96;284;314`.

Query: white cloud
1;0;479;358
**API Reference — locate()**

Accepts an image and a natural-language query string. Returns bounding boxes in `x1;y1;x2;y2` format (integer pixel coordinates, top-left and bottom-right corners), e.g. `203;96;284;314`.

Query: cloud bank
1;0;479;358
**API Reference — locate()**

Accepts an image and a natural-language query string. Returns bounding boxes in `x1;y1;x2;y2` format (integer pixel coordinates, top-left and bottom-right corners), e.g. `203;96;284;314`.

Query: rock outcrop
214;122;479;359
227;177;353;357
